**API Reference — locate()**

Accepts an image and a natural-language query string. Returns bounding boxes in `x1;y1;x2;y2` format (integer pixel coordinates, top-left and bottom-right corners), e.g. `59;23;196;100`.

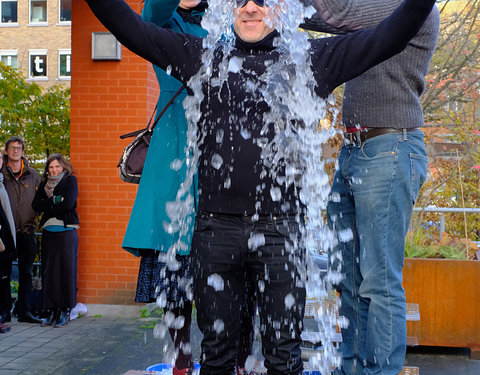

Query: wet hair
42;153;74;182
5;136;25;151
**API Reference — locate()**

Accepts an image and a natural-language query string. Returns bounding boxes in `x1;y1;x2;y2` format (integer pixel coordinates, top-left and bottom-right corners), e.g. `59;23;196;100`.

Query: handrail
413;207;480;213
412;207;480;239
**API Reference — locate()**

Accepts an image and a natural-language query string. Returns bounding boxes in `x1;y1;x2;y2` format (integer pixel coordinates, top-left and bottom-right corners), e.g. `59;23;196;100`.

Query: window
29;50;48;80
30;0;47;23
58;49;71;79
59;0;71;22
0;50;18;69
1;0;17;23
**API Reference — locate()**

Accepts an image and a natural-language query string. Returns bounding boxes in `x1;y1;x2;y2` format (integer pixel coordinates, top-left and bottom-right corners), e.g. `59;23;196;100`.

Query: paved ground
0;315;479;375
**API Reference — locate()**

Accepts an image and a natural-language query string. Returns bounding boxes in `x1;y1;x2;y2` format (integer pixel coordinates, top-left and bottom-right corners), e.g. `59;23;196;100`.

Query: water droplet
258;280;265;292
248;233;265;250
207;273;224;291
240;127;251;139
170;158;183;171
213;319;224;334
338;228;354;243
216;129;224;143
270;187;282;201
211;153;223;170
285;293;295;309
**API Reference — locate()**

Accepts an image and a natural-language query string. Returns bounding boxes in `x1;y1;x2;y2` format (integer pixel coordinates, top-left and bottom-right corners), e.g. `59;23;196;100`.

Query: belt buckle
344;131;363;147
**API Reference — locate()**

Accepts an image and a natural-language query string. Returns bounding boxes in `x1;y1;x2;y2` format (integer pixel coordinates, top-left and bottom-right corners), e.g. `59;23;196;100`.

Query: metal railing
413;207;480;243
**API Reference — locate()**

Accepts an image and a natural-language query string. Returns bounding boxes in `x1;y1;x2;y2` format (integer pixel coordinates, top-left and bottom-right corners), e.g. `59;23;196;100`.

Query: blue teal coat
122;0;206;256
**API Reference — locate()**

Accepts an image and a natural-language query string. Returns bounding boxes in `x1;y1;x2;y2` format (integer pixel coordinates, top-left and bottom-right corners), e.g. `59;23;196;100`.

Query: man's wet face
233;0;276;43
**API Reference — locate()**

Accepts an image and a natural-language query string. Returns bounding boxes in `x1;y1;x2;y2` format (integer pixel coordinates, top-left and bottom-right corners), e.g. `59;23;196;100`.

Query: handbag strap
120;83;187;139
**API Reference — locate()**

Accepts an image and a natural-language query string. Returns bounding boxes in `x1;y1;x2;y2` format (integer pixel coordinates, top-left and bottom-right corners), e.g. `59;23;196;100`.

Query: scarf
0;172;16;246
176;0;207;27
45;172;65;198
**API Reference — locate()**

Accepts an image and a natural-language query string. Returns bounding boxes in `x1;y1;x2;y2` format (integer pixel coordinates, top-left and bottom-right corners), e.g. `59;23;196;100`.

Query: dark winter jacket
1;156;40;233
32;174;79;228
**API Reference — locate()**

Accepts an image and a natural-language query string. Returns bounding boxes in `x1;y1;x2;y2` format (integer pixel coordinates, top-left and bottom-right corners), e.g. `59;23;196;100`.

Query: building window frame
0;0;18;26
29;0;48;25
58;49;71;80
58;0;71;24
28;49;48;81
0;50;18;70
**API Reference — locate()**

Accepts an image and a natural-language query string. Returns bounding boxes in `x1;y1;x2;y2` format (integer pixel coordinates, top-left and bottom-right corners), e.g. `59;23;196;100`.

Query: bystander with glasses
1;137;42;324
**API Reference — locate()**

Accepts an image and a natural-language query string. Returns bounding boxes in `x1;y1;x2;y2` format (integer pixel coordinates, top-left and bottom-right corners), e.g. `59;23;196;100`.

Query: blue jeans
327;130;427;375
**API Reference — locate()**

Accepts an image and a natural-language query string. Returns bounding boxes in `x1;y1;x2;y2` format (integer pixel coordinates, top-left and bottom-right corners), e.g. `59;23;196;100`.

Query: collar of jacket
234;30;280;52
5;157;32;179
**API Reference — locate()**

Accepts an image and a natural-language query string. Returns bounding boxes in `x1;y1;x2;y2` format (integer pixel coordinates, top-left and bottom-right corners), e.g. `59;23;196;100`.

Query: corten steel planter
403;258;480;358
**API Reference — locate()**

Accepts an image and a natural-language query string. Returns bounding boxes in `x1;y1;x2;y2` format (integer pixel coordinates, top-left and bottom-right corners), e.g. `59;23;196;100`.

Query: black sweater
32;175;80;228
85;0;436;215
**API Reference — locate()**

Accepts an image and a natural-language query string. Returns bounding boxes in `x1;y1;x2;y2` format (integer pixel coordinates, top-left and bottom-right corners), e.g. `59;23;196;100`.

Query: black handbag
117;84;186;184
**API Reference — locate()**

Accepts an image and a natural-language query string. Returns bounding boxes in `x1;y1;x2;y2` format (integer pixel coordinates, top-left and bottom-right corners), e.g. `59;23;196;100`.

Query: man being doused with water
83;0;437;373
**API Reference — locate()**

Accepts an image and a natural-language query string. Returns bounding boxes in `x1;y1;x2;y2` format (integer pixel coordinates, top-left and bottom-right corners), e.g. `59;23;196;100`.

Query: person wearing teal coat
122;1;256;374
122;1;206;374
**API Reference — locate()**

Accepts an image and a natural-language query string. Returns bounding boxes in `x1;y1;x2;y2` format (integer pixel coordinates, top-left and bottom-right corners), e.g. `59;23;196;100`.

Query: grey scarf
0;172;16;246
45;172;65;198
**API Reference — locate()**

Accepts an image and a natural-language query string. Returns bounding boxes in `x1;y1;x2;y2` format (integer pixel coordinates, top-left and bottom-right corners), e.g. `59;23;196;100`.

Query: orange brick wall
71;1;159;304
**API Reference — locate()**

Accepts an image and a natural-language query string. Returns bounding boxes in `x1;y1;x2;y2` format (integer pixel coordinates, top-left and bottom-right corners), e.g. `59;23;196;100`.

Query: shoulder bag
117;84;186;184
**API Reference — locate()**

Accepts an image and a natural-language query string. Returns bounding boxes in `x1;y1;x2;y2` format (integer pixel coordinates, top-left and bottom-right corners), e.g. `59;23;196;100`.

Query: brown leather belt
344;127;420;147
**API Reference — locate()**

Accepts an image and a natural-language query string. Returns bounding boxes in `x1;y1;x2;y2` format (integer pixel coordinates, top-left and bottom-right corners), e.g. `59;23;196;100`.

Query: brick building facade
71;1;159;305
0;0;71;89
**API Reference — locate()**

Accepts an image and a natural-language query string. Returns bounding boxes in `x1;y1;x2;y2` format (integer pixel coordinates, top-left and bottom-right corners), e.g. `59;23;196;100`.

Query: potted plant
403;230;480;359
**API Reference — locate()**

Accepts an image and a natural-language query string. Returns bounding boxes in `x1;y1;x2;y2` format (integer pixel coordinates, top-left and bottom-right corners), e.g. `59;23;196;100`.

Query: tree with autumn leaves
0;63;70;171
413;0;480;247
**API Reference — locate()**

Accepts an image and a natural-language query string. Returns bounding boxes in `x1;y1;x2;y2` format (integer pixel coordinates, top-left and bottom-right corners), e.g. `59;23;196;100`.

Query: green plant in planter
405;230;478;259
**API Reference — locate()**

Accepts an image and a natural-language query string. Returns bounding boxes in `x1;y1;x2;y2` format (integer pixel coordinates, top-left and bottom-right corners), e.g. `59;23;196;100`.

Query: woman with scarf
32;154;79;327
0;156;16;333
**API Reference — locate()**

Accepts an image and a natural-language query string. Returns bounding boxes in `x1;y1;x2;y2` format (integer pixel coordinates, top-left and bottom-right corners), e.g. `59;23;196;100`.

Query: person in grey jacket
0;156;16;332
302;1;440;374
2;137;42;324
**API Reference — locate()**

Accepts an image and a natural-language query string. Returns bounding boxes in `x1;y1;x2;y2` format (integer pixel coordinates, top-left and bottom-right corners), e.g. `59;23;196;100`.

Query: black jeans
15;230;37;314
191;211;306;375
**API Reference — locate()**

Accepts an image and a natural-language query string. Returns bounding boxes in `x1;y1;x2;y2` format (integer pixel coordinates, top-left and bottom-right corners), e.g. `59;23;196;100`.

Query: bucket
146;363;201;374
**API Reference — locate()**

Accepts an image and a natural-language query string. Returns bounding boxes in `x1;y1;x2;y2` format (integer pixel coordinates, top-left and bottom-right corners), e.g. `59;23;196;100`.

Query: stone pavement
0;314;479;375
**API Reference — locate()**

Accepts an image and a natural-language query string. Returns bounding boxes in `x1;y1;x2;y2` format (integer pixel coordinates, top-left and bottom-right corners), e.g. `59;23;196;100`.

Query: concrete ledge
85;304;144;318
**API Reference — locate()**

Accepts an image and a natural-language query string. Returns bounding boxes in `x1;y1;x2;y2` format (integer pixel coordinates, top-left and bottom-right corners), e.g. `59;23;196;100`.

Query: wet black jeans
191;210;306;375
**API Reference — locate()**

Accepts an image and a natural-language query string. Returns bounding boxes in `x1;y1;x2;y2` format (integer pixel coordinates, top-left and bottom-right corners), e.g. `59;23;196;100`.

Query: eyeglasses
236;0;265;8
7;146;23;152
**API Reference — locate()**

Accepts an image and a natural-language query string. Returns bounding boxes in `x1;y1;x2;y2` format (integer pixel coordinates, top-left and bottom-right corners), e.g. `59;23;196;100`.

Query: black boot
41;309;59;326
0;312;11;324
17;311;43;324
54;309;69;327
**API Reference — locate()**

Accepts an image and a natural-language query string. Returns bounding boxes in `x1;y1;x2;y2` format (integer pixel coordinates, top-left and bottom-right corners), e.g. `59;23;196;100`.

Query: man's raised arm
310;0;437;94
308;0;402;31
84;0;202;83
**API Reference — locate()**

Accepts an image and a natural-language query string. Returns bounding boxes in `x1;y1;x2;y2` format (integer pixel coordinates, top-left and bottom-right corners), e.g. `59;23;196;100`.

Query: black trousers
15;230;37;314
191;210;306;375
41;229;78;310
0;258;12;315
